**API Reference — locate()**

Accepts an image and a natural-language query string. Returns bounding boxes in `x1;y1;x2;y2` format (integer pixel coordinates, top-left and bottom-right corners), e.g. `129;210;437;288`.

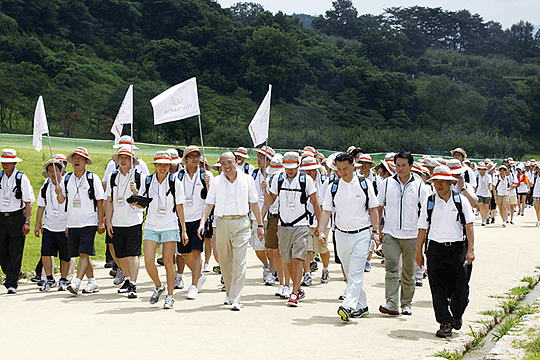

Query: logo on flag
150;77;200;125
33;96;49;152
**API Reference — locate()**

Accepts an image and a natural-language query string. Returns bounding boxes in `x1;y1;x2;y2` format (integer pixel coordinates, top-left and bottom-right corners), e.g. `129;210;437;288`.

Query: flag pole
46;132;59;186
198;114;205;163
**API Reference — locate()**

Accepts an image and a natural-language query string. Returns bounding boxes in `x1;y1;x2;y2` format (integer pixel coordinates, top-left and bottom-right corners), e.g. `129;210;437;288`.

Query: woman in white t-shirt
516;167;529;216
494;166;511;227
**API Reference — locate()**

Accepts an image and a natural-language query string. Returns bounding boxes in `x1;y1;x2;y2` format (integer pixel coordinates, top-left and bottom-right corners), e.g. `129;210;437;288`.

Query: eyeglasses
187;153;200;159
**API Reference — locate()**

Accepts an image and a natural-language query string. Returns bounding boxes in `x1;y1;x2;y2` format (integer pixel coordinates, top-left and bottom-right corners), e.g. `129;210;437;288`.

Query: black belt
335;225;371;234
1;208;24;217
431;240;465;247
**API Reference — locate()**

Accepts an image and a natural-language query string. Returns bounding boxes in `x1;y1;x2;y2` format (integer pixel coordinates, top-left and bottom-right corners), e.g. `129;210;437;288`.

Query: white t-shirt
104;170;144;227
205;172;258;216
516;172;529;193
37;178;67;232
269;171;317;227
0;168;35;212
418;192;474;243
251;168;267;220
323;176;379;231
507;171;518;196
530;173;540;197
475;173;492;198
266;172;281;215
143;173;186;232
494;175;510;196
62;170;105;228
103;159;150;189
308;171;329;228
464;166;477;188
178;168;214;222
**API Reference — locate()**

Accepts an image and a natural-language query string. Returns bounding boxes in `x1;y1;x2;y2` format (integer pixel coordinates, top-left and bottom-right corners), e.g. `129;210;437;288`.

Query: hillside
0;0;539;158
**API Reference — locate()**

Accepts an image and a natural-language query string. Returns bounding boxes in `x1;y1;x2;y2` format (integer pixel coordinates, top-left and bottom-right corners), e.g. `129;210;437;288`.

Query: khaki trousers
382;233;416;310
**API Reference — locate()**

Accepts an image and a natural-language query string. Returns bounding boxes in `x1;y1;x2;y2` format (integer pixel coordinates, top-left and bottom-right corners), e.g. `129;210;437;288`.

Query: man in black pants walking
0;149;35;294
416;165;475;338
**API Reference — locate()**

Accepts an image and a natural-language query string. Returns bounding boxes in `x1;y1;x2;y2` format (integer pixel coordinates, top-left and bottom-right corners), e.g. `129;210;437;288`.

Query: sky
217;0;539;30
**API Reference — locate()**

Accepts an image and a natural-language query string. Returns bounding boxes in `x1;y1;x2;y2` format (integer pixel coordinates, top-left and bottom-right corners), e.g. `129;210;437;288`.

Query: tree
229;2;264;26
312;0;359;39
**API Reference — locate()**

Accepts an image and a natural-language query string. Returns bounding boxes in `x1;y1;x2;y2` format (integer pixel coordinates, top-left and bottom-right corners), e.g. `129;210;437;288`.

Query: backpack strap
244;162;250;174
321;173;327;183
41;178;51;205
134;170;141;191
177;169;185;181
64;173;72;212
330;176;340;207
144;174;153;197
110;169;119;202
200;168;207;199
372;175;378;196
464;170;470;183
0;171;3;189
86;171;97;212
252;168;259;180
357;175;369;211
167;173;176;213
277;172;312;227
14;171;23;207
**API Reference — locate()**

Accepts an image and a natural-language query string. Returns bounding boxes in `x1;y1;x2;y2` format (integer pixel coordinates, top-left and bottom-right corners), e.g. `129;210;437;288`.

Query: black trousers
426;241;471;326
0;211;26;289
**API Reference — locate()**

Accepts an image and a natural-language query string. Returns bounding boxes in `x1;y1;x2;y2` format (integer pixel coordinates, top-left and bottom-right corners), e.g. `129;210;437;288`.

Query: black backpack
0;170;24;207
276;171;312;226
531;173;539;193
330;175;369;211
110;169;142;201
426;191;466;241
64;172;97;212
177;168;207;199
243;162;250;174
144;173;177;213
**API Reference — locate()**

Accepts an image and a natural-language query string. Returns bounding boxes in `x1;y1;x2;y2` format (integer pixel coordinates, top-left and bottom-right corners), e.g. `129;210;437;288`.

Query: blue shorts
143;229;180;244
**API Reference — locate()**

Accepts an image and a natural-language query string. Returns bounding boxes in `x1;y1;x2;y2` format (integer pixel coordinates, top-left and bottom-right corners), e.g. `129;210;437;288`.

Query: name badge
51;208;60;217
286;202;296;211
116;198;125;207
185;198;193;207
2;197;10;207
73;194;81;208
157;207;167;217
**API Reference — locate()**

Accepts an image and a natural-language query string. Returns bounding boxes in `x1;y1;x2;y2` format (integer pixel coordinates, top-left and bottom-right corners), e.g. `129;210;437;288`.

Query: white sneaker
175;273;184;289
197;273;206;291
231;302;241;311
82;282;100;294
262;262;270;280
187;284;198;300
537;221;540;227
203;263;210;272
280;285;291;299
113;268;124;285
163;295;174;309
265;271;275;286
223;296;230;305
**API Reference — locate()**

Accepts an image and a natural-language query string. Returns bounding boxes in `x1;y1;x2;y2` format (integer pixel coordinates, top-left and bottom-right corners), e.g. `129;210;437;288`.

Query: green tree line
0;0;538;158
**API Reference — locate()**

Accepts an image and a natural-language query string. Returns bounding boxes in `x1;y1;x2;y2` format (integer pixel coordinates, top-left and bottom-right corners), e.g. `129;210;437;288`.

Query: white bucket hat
427;165;458;183
450;147;467;158
326;153;339;171
300;156;322;171
166;149;182;165
355;154;376;169
267;156;284;175
0;149;23;163
420;156;440;168
41;159;64;178
283;152;300;169
446;159;466;175
151;151;172;164
234;147;250;159
67;147;93;165
112;147;139;166
113;135;139;150
254;146;275;160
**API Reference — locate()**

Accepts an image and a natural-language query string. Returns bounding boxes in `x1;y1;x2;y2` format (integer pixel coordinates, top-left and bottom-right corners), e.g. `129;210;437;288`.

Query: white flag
248;85;272;147
111;85;133;144
150;77;200;125
33;96;49;152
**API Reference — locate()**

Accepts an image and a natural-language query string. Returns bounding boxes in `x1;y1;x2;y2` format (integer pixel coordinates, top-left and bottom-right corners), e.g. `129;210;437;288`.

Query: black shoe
338;306;351;322
127;284;137;299
118;280;130;294
351;307;369;318
30;275;41;283
17;271;25;281
213;265;221;274
157;257;164;266
310;261;318;273
436;323;453;338
104;260;115;268
453;319;463;330
37;280;45;287
109;268;117;277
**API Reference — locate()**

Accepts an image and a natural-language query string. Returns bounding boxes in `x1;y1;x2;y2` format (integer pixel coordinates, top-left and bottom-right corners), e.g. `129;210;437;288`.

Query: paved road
1;211;539;360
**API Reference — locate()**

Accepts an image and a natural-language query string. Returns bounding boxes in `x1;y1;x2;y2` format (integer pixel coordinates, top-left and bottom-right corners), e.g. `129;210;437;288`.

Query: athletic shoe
502;223;506;228
197;273;206;291
18;271;24;280
37;280;45;287
203;263;210;272
67;279;81;295
364;261;371;272
231;303;240;311
321;269;330;284
118;279;130;293
453;318;463;330
301;272;312;286
314;254;321;262
7;287;16;294
223;296;230;305
537;221;540;227
339;291;346;300
156;257;164;266
310;260;318;273
174;274;184;290
338;306;350;322
481;221;485;226
415;279;423;287
379;304;400;316
402;306;412;315
262;262;270;281
351;307;369;318
113;269;125;285
187;285;198;300
275;284;285;297
109;268;117;277
39;279;57;292
287;293;298;307
297;287;305;301
163;295;174;309
213;265;221;274
127;284;137;299
30;275;41;283
58;279;69;291
491;218;495;224
82;282;100;294
280;285;291;299
220;275;224;284
221;284;226;291
436;323;453;338
104;260;115;268
265;271;275;286
150;284;166;304
510;221;514;225
521;212;525;216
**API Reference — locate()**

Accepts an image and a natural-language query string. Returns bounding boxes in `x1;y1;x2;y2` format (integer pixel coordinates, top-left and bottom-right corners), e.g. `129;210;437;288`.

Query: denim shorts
143;229;180;244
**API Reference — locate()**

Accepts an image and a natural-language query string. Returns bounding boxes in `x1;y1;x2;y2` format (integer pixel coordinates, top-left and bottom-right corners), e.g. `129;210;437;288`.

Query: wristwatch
258;225;264;228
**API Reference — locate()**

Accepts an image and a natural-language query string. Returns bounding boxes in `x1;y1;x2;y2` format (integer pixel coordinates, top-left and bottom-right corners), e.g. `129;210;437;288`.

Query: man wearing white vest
198;152;264;311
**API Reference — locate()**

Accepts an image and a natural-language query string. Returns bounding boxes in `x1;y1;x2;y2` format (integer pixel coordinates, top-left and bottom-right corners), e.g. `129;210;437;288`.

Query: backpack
64;172;97;212
330;175;369;211
276;171;312;226
426;191;466;241
177;168;207;199
531;173;539;193
144;173;177;213
0;170;24;207
40;178;51;205
372;175;378;195
110;169;141;201
243;162;250;174
464;170;470;184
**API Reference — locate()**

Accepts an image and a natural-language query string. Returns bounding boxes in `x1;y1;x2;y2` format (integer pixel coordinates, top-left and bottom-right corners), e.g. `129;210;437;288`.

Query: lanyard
47;182;59;207
153;176;168;208
117;171;131;199
183;169;198;199
1;172;15;198
74;173;85;196
284;176;298;203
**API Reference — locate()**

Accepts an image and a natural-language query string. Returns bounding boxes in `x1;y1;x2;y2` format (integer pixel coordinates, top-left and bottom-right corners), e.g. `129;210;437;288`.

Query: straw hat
300;156;322;171
166;149;182;165
450;147;467;158
282;152;300;169
111;147;139;166
427;165;458;183
354;154;376;169
446;159;466;175
267;156;284;175
151;151;172;164
113;135;139;150
234;147;250;159
254;146;275;160
67;147;93;165
41;159;64;178
0;149;23;163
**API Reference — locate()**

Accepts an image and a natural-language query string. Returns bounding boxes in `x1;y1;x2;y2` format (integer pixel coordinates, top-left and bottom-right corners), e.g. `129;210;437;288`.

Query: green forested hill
0;0;539;158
